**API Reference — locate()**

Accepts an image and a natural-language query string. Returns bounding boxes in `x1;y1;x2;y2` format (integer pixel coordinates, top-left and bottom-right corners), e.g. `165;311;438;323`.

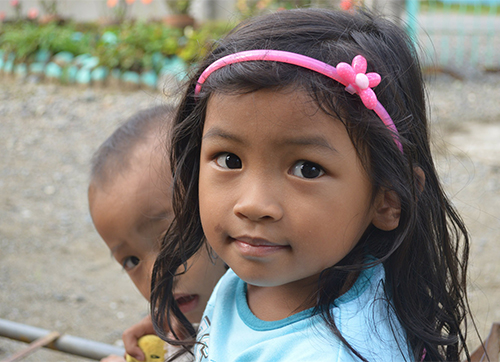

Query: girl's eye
290;161;325;179
215;153;242;169
123;256;140;271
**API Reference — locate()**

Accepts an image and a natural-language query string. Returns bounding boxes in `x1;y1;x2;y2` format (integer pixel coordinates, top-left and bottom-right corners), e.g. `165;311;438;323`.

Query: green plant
47;25;93;55
10;0;23;21
178;21;234;62
105;0;134;23
164;0;190;15
0;19;232;78
94;21;185;71
420;0;500;14
39;0;58;15
0;22;93;63
235;0;312;19
0;23;41;62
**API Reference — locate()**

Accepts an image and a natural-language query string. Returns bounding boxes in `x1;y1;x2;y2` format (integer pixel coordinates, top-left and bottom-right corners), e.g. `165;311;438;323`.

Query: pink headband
195;50;403;153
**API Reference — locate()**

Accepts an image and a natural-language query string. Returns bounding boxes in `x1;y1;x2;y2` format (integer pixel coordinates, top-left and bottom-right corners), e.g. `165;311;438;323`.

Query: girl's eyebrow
202;127;244;144
278;136;338;154
203;127;338;153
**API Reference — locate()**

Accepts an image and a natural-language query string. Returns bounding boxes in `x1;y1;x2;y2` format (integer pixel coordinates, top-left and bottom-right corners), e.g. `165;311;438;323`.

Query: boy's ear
372;188;401;231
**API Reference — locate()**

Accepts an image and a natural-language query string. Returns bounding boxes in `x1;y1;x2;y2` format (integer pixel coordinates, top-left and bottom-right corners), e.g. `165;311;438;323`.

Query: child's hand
122;315;156;361
100;355;126;362
125;335;166;362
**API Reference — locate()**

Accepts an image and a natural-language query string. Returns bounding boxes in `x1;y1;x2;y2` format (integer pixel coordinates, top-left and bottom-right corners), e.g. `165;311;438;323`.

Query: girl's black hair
151;9;472;361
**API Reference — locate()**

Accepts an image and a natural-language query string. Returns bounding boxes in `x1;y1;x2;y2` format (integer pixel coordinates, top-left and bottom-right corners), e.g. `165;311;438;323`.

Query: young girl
151;9;473;361
88;106;227;361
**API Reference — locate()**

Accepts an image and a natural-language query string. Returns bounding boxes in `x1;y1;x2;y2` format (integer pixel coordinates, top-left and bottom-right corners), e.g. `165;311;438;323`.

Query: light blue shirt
194;264;412;362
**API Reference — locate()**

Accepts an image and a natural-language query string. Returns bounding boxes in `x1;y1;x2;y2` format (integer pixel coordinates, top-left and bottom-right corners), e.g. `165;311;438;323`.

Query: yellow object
125;334;166;362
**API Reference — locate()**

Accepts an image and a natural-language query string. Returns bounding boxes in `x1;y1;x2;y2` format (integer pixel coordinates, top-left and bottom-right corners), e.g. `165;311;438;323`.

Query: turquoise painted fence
405;0;500;72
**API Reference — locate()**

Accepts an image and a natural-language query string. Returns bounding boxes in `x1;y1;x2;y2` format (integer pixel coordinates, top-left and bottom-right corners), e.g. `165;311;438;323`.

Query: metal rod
0;319;125;360
1;331;60;362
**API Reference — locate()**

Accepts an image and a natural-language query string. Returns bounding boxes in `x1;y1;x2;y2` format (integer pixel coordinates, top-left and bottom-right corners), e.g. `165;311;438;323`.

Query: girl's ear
414;166;426;193
372;188;401;231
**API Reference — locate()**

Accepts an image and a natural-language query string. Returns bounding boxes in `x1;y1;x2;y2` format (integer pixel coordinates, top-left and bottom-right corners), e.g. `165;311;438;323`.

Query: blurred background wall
0;0;237;22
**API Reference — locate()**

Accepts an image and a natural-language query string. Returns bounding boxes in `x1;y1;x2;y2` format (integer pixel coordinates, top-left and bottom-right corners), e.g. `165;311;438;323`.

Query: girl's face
199;89;378;309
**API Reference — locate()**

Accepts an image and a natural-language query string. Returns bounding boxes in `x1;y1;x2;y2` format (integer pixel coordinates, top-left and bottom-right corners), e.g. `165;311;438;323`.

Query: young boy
88;105;227;361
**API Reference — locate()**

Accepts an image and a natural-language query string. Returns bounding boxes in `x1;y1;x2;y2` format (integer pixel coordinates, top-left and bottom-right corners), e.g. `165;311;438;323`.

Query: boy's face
89;142;226;323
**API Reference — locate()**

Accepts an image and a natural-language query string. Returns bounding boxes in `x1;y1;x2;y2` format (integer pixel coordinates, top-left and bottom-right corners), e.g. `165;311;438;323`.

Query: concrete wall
0;0;237;22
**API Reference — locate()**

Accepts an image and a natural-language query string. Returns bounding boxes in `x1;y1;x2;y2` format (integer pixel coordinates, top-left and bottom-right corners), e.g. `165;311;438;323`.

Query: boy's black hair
90;105;175;188
151;9;472;361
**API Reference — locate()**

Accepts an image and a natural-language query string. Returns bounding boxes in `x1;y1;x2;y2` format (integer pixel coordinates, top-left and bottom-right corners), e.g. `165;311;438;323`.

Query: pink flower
10;0;19;7
141;0;153;3
336;55;381;110
107;0;118;7
27;7;39;19
340;0;352;10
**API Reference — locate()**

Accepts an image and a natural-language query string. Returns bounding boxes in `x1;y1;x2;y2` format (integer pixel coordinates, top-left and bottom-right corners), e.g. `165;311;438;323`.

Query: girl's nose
233;182;284;222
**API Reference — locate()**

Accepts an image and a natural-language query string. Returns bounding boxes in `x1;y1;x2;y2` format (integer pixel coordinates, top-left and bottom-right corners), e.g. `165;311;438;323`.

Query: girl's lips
175;294;199;314
233;236;288;257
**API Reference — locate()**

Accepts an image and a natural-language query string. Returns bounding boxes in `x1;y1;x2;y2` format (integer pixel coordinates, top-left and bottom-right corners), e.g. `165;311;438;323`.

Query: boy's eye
122;256;140;271
290;161;325;179
215;153;242;169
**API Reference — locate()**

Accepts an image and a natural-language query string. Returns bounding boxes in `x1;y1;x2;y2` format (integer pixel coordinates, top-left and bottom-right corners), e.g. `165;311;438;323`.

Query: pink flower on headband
337;55;381;110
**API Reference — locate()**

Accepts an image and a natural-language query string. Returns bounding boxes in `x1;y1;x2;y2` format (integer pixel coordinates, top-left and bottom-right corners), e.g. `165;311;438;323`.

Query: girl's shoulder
326;263;413;361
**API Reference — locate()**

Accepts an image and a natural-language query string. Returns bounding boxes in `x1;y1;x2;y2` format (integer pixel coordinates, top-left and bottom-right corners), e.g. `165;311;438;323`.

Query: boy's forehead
91;146;170;198
89;163;173;225
138;135;170;166
89;135;172;221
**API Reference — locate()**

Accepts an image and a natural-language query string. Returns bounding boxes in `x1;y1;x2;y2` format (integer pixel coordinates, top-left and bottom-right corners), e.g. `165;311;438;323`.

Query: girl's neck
246;282;316;321
246;269;361;322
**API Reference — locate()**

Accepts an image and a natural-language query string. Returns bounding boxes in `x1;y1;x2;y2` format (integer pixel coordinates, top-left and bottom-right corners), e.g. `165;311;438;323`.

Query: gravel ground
1;72;499;361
